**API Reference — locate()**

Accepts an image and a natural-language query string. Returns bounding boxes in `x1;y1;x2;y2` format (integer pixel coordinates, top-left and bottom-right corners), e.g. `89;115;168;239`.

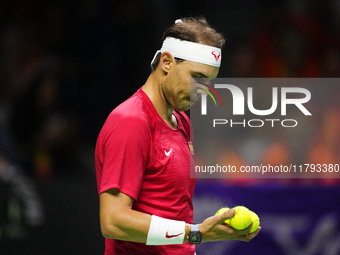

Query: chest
145;124;194;182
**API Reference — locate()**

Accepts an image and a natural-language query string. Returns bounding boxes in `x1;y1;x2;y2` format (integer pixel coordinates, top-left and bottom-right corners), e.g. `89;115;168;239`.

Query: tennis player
95;17;260;255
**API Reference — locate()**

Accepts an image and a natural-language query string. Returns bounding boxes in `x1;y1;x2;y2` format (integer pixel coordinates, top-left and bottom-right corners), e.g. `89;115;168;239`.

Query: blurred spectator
10;71;82;179
226;40;259;77
253;0;334;77
321;49;340;77
0;109;45;239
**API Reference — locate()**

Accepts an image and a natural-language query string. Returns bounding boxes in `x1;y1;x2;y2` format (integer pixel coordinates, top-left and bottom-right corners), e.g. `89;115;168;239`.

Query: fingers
239;222;253;234
218;208;235;223
236;222;261;236
200;209;236;241
241;225;261;242
248;226;261;239
205;208;235;227
226;221;261;242
200;210;261;243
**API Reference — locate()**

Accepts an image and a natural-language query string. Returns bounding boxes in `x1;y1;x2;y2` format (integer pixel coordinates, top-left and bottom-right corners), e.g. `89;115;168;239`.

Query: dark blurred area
0;0;339;254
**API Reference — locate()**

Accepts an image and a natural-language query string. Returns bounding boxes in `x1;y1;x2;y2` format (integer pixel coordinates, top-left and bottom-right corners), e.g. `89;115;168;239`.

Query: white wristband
146;215;186;245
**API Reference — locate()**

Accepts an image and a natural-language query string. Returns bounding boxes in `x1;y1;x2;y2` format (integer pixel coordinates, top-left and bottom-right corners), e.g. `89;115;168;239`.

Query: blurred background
0;0;339;254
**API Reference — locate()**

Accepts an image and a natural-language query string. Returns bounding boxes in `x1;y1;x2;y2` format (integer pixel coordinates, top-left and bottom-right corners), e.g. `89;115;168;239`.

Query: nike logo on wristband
165;231;183;238
164;148;173;157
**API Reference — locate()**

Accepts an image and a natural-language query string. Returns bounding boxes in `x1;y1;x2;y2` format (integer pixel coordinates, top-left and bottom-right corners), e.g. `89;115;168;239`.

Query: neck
142;71;177;129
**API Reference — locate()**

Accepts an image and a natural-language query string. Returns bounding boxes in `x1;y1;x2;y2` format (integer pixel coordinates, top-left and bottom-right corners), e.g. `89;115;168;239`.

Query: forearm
100;190;191;245
100;205;152;243
100;190;152;243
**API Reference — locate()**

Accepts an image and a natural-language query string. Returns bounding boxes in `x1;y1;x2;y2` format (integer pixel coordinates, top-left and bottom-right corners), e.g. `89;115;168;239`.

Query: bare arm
100;188;151;243
100;188;260;244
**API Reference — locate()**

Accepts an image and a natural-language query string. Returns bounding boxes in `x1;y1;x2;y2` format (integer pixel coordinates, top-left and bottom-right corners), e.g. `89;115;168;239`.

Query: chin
176;105;191;112
175;99;191;112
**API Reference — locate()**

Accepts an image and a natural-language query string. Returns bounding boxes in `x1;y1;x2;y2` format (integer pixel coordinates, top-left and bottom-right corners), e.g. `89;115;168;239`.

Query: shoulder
99;90;154;142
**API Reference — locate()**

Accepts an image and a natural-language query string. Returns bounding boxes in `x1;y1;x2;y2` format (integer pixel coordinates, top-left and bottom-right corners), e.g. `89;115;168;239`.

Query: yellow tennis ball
229;206;252;230
249;211;260;233
215;206;252;230
215;207;230;216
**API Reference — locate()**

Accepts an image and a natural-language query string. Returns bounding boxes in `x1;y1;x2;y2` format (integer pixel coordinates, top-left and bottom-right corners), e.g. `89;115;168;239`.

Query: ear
159;51;175;74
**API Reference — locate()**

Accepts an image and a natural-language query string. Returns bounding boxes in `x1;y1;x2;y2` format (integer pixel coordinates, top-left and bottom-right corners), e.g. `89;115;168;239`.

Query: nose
196;82;210;95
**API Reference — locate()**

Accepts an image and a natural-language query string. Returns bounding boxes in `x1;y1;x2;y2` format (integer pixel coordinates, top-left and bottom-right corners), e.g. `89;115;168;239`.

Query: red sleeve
97;113;151;201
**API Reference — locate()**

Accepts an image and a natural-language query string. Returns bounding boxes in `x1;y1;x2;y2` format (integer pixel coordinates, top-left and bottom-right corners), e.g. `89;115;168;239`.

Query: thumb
218;208;235;222
201;208;236;233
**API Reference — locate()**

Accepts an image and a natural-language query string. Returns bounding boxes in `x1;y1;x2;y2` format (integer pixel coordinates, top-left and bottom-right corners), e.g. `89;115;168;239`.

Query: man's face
162;60;219;112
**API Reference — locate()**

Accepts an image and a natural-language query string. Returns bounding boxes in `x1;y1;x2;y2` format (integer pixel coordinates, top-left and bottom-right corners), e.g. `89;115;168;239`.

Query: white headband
151;37;222;67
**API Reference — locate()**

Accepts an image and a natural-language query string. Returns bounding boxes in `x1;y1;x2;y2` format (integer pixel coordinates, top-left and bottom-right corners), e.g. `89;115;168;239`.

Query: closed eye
191;72;208;79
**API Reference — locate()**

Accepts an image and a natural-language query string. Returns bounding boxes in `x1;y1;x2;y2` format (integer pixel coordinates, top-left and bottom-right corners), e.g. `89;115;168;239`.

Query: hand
199;208;261;243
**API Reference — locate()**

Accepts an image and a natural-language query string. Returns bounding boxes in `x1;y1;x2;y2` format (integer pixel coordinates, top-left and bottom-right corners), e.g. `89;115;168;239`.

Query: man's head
151;17;225;71
150;17;225;112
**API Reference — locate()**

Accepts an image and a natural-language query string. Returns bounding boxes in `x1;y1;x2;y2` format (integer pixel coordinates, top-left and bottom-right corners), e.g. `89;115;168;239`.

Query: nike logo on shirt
164;148;173;157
